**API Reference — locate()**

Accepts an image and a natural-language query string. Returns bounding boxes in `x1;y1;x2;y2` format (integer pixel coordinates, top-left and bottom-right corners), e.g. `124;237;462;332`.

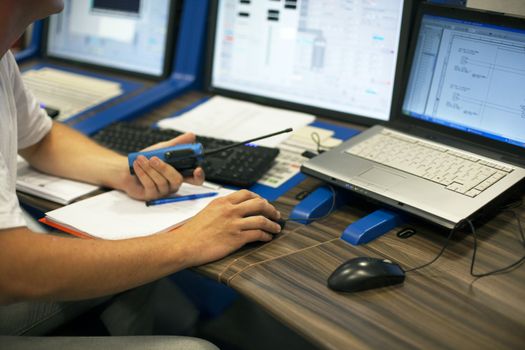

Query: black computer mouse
275;218;287;231
327;257;405;293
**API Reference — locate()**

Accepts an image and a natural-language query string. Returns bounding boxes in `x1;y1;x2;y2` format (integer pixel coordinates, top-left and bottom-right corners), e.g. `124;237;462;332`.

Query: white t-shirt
0;51;52;230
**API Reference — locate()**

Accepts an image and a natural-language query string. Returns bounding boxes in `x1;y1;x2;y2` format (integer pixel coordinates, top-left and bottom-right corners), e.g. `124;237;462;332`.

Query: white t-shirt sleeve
0;152;26;229
6;52;52;150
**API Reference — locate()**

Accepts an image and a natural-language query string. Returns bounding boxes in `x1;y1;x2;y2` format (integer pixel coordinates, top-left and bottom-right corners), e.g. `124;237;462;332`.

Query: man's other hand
122;132;205;201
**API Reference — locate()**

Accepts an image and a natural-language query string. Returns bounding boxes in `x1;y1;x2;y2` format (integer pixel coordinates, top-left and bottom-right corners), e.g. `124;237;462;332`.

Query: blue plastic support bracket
289;185;352;224
341;209;403;245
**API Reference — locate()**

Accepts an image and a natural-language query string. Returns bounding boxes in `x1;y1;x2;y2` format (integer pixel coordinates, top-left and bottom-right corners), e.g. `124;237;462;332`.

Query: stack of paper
17;157;99;205
157;96;316;147
41;183;235;240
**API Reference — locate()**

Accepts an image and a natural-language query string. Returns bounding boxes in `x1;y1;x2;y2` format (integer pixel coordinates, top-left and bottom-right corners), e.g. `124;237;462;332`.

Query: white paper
16;157;99;205
157;96;316;147
44;183;235;240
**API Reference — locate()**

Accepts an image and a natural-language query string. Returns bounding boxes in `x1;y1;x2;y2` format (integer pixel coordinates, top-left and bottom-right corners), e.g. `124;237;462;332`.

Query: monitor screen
46;0;175;78
402;14;525;149
208;0;409;123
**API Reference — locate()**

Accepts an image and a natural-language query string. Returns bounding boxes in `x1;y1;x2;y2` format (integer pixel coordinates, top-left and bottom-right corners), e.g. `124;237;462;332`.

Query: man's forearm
19;121;128;191
0;227;190;304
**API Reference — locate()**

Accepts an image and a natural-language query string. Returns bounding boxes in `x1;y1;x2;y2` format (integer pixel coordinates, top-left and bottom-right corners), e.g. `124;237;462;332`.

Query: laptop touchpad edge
357;167;406;189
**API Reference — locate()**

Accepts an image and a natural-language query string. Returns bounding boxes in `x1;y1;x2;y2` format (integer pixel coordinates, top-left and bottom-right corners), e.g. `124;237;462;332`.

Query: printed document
157;96;315;147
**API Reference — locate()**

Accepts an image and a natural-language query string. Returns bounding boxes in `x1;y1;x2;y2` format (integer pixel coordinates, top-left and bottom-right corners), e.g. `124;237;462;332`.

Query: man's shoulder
0;51;15;81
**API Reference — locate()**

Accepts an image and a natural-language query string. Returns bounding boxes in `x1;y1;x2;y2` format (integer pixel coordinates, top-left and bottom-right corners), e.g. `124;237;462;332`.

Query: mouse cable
404;205;525;276
467;209;525;278
403;219;465;273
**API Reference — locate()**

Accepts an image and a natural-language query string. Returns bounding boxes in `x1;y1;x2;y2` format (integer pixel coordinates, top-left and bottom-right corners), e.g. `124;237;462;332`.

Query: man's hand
121;132;205;201
173;190;282;267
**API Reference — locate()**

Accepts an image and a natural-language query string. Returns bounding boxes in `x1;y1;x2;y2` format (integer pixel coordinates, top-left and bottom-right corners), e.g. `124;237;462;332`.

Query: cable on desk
468;210;525;278
217;224;309;285
403;220;464;273
404;202;525;277
225;238;341;287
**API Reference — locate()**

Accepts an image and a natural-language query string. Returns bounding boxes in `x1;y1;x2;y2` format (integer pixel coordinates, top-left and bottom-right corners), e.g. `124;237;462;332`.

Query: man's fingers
235;197;281;221
133;158;157;199
184;167;205;186
239;216;282;234
148;156;184;193
134;156;184;198
241;230;274;243
225;189;260;204
140;132;196;152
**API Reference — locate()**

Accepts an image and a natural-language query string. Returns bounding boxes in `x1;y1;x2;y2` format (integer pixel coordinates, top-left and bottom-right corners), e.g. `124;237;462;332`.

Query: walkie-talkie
128;128;293;176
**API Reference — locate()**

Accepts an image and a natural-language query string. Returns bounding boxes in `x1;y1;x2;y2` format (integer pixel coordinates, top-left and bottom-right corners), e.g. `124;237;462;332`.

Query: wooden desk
212;177;525;349
21;91;525;349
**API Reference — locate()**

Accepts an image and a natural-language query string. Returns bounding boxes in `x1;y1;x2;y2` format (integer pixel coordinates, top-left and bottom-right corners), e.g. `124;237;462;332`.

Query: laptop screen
45;0;175;78
402;13;525;149
208;0;409;123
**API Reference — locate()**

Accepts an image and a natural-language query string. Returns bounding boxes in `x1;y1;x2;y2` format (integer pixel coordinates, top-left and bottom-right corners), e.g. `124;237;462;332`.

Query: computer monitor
206;0;413;125
402;13;525;149
44;0;179;79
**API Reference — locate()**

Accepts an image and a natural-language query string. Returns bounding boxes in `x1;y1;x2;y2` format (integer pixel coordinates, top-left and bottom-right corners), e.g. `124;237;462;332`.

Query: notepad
42;183;235;240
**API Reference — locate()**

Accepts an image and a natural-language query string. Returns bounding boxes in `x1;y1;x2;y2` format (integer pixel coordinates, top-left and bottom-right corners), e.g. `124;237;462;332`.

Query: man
0;0;282;348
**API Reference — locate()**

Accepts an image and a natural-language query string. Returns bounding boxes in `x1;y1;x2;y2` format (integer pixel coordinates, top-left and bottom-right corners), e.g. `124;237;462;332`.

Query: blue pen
145;192;218;207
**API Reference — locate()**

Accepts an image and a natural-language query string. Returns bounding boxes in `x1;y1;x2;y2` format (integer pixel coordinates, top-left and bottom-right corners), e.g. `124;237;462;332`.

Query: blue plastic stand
341;209;403;245
289;185;352;224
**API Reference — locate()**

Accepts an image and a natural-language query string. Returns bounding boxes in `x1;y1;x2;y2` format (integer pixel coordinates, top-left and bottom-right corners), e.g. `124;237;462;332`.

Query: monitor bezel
41;0;180;81
204;0;415;126
395;3;525;157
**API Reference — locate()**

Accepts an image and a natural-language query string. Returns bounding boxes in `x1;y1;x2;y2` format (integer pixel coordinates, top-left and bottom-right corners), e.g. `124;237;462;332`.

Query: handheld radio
128;128;293;177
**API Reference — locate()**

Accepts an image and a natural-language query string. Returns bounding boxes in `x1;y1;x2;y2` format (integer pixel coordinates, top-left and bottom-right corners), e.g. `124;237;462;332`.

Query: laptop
22;0;179;123
205;0;414;126
302;3;525;229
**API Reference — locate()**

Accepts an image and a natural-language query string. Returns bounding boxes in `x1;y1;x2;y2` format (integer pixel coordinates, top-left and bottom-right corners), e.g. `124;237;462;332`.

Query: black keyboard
92;122;279;187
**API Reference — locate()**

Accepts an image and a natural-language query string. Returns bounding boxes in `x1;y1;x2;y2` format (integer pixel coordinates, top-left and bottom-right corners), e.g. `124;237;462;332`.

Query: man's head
0;0;64;57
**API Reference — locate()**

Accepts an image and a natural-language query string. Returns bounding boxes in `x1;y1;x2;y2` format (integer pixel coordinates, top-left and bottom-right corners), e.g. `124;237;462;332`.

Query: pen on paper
145;192;218;207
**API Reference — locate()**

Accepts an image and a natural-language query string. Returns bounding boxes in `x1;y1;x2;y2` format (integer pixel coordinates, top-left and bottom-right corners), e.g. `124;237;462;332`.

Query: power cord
310;132;324;154
468;210;525;278
404;203;525;277
403;220;464;273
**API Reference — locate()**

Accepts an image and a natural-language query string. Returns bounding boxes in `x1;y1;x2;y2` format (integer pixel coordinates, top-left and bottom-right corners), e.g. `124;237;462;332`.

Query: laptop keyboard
92;122;280;187
345;129;514;198
22;67;123;121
